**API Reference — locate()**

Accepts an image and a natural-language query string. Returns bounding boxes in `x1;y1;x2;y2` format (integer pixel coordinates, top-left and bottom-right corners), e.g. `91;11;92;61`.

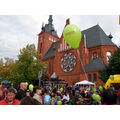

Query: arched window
88;74;92;82
93;73;97;83
93;52;98;59
106;51;112;64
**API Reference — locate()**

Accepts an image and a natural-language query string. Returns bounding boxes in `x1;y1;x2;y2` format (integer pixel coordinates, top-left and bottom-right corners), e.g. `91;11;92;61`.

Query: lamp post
38;66;47;87
43;66;47;86
38;71;42;87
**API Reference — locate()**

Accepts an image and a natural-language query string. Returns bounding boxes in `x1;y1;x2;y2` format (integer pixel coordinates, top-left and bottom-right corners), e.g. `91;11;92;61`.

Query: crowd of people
0;82;120;105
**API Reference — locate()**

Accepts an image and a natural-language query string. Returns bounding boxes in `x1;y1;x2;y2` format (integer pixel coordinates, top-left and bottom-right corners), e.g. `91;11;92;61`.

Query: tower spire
48;15;53;25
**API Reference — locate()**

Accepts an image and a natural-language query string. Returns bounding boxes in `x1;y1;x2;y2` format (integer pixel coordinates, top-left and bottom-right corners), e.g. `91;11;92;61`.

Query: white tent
75;80;95;86
51;72;57;78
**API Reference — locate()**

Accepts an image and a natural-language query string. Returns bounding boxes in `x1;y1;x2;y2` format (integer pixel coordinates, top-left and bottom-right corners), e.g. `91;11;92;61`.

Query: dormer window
93;52;98;59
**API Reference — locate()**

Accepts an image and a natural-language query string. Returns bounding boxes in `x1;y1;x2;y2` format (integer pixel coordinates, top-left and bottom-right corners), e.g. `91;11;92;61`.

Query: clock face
61;52;76;72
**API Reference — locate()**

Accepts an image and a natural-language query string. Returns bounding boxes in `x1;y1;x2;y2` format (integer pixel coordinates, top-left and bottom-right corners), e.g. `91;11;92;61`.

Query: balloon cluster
92;93;101;102
25;82;34;92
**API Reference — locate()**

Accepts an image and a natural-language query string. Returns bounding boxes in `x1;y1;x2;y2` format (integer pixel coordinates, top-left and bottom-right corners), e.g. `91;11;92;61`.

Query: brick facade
38;16;118;86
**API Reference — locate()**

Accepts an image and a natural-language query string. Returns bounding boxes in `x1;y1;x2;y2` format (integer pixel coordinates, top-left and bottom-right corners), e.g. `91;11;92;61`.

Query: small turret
108;33;113;40
48;15;53;25
41;22;45;31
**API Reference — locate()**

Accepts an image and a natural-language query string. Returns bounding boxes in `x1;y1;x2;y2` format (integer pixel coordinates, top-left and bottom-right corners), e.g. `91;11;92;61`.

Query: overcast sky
0;15;120;60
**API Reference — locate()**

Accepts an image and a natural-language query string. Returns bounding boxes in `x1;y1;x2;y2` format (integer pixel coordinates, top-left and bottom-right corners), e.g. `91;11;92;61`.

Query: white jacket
33;93;42;104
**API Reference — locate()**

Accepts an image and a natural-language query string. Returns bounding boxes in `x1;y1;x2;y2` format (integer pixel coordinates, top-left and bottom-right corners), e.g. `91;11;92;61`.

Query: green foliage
0;62;15;82
5;44;46;85
41;73;49;81
99;48;120;83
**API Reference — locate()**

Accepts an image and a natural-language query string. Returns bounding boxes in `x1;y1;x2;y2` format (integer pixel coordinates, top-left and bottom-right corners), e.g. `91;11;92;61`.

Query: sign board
0;77;2;80
38;71;42;79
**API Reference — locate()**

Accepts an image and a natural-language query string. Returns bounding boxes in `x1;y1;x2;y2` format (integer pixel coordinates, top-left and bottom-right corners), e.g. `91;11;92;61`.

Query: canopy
1;80;11;84
51;72;57;78
104;74;120;89
75;80;95;86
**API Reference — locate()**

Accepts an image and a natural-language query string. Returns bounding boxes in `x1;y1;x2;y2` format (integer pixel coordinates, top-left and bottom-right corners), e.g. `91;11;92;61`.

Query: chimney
65;18;70;27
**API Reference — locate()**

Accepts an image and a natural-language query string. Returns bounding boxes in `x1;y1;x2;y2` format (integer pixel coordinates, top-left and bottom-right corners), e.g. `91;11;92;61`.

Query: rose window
61;53;76;72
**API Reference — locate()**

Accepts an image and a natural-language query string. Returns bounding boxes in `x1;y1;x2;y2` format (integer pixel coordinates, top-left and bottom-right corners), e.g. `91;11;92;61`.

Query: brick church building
38;15;118;86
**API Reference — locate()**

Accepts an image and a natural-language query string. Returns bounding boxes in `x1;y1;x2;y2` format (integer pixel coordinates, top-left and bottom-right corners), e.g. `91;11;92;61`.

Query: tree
0;58;3;65
9;44;47;85
99;47;120;83
0;58;15;82
4;57;14;66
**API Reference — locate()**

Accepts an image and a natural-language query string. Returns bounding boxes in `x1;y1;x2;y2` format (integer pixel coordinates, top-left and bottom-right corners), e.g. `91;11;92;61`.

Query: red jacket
0;99;20;105
117;91;120;97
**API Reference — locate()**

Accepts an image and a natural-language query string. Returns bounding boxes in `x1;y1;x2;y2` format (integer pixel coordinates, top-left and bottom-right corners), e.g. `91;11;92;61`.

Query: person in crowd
0;83;6;101
63;91;70;102
109;90;117;105
72;86;75;97
0;88;19;105
117;89;120;104
50;92;56;105
53;85;57;94
20;96;41;105
26;90;31;96
33;86;42;104
44;92;51;105
62;99;68;105
55;94;58;105
15;82;27;100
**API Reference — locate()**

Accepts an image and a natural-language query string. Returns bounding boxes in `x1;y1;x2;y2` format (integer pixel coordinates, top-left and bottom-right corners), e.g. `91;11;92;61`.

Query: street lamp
38;66;47;87
38;71;42;87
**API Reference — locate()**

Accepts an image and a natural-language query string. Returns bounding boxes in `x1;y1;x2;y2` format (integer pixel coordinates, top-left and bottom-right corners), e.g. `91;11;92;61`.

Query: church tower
38;15;59;59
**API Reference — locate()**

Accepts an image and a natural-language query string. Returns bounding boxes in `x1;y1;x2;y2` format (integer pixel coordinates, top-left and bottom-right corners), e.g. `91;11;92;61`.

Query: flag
84;34;87;54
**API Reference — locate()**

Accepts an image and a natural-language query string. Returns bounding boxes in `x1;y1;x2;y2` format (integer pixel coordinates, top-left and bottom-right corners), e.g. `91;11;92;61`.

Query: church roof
42;41;59;60
81;57;106;72
42;24;116;60
40;15;58;37
81;24;115;48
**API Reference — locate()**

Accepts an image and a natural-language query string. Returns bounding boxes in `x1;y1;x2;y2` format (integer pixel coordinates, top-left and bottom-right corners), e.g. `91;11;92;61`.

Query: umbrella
75;80;95;86
1;80;11;84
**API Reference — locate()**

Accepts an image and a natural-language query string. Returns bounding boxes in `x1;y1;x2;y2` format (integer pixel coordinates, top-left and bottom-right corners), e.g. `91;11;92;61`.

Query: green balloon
60;88;63;92
109;75;114;80
57;101;62;105
99;86;103;92
88;88;90;91
93;88;96;92
95;95;101;102
92;93;97;100
25;82;28;86
29;84;34;91
63;24;82;49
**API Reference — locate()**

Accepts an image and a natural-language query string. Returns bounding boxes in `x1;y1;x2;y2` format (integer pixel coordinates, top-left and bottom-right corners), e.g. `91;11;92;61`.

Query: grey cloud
0;15;120;61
